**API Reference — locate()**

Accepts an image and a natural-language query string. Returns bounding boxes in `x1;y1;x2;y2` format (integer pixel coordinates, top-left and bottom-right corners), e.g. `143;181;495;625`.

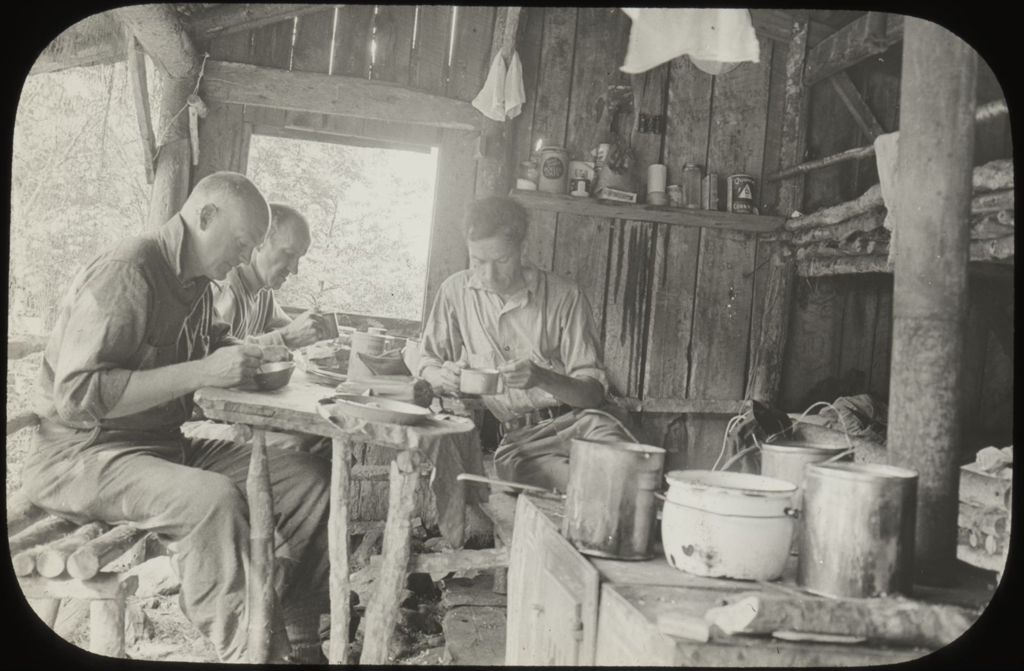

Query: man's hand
200;344;264;387
280;311;326;348
498;358;546;390
425;360;465;395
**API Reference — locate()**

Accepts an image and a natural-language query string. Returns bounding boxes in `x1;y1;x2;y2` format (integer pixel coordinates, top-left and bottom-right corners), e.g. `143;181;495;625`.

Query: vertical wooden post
888;18;977;584
114;5;201;229
474;6;523;198
360;450;424;664
327;436;353;664
89;595;126;658
746;19;808;404
246;429;277;663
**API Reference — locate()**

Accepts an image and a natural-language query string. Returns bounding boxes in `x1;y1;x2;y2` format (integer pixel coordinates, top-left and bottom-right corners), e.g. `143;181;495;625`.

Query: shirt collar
466;262;541;299
235;262;266;295
156;215;191;282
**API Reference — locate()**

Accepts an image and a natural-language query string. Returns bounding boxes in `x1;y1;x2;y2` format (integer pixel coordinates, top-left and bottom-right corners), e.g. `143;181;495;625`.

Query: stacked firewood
784;160;1014;276
957;446;1012;580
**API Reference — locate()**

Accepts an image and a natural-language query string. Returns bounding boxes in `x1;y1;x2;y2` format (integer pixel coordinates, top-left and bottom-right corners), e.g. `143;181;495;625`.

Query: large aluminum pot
798;462;918;598
760;440;853;554
562;439;665;560
347;331;387;379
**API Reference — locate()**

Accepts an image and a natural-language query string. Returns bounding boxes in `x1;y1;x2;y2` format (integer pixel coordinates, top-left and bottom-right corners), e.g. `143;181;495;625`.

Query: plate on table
317;394;433;426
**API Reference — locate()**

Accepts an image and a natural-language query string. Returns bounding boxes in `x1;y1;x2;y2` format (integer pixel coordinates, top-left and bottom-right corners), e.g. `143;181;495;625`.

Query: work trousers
494;408;636;492
22;420;331;663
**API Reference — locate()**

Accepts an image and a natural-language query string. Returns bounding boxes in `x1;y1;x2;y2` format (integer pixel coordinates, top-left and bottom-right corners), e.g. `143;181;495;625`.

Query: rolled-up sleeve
52;262;149;424
417;281;464;377
559;287;608;392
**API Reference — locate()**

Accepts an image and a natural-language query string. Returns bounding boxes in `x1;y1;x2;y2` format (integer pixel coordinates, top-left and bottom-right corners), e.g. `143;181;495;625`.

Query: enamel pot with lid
561;438;666;560
661;470;798;581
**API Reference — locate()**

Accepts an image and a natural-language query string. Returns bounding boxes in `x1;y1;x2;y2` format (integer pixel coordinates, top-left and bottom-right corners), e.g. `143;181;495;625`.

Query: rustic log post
6;492;48;536
327;436;354;664
89;595;127;658
887;18;977;584
360;450;425;664
115;5;202;228
745;18;808;404
67;526;146;581
246;429;277;663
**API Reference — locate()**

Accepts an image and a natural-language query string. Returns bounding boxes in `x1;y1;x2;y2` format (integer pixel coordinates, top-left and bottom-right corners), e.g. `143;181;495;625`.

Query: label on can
569;178;591;197
666;184;683;207
542;156;565;179
727;174;756;214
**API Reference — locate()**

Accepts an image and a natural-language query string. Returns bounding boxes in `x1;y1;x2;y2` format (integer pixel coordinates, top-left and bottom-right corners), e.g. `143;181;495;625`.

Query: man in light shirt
418;196;634;492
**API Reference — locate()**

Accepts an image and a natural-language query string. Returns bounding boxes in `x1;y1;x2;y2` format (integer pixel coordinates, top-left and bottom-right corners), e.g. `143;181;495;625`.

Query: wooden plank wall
780;37;1014;458
511;9;790;469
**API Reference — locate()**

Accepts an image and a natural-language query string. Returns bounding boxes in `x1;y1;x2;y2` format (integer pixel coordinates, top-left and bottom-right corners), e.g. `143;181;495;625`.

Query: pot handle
784;507;801;519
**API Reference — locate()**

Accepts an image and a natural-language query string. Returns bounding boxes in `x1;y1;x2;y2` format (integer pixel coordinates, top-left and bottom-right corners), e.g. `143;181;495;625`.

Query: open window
246;130;439;324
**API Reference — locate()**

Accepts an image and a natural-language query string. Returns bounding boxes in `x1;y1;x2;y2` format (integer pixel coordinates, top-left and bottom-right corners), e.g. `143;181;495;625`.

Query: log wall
781;38;1013;457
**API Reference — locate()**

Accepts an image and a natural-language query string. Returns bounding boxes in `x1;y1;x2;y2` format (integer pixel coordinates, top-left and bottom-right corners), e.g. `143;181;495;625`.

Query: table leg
246;428;277;663
360;450;424;664
328;436;353;664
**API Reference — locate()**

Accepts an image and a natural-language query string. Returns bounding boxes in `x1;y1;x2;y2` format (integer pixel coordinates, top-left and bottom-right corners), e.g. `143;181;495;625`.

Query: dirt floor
8;353;506;664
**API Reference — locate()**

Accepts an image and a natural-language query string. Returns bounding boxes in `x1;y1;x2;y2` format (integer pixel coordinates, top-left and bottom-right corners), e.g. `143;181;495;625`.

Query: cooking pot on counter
562;438;665;560
660;470;798;581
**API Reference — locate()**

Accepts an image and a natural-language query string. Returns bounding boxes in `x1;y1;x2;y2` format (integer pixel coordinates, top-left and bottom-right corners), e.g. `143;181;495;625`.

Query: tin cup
459;368;505;395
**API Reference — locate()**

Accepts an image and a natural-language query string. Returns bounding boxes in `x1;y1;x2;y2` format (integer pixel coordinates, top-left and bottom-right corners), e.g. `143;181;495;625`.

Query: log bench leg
28;597;60;628
328;436;354;664
493;536;508;595
245;428;279;663
360;450;424;664
89;594;126;658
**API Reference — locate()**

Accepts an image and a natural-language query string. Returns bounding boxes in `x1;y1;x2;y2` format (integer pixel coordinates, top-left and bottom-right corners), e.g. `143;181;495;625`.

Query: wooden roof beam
804;12;903;85
114;4;200;79
749;9;833;45
201;60;482;132
187;4;327;40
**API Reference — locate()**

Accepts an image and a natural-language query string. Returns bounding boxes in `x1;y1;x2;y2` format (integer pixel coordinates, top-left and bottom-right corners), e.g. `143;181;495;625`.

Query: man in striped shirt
212;203;327;349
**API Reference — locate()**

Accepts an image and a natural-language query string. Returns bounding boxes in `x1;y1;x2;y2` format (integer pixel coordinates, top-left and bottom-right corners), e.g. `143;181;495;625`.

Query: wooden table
508;495;962;667
194;370;478;664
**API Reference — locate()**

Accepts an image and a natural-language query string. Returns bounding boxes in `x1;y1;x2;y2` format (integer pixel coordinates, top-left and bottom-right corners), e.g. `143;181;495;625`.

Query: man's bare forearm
105;360;208;418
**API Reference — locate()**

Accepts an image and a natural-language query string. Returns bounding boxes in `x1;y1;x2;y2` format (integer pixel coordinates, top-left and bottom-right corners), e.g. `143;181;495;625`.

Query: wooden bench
8;413;152;658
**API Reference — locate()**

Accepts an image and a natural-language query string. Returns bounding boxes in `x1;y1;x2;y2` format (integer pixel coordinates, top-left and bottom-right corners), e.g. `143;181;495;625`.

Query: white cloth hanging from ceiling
873;131;901;265
472;51;527;122
620;8;760;75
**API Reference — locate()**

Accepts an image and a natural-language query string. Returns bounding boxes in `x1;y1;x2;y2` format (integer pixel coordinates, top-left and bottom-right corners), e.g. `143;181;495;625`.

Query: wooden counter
506;495;936;666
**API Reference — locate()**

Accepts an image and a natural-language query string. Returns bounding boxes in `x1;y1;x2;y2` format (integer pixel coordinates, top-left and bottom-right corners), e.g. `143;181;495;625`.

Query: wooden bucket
561;439;665;560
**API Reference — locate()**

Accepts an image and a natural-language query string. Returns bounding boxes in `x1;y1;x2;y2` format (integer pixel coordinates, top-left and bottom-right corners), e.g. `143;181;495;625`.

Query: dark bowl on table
252;361;296;390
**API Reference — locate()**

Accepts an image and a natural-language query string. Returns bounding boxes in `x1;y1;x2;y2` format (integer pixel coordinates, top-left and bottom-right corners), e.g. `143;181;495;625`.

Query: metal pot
798;462;918;598
561;439;665;560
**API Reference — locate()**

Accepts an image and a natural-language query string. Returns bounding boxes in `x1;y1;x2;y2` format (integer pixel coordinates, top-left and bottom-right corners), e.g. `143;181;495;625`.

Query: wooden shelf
509;190;785;234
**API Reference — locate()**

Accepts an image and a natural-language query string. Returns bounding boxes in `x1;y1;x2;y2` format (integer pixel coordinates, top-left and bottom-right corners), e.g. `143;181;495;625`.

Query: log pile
957;447;1012;578
786;160;1013;276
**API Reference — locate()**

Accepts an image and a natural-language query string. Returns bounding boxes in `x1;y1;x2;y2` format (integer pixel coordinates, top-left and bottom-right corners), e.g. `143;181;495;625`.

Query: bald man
22;172;330;663
213;202;325;348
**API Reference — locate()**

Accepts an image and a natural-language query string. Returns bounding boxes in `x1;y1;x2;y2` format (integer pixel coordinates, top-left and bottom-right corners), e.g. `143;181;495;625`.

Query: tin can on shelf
517;160;539;190
726;174;756;214
681;163;702;209
667;184;683;208
594;143;611;170
538;146;569;194
702;173;719;210
568;160;595;197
